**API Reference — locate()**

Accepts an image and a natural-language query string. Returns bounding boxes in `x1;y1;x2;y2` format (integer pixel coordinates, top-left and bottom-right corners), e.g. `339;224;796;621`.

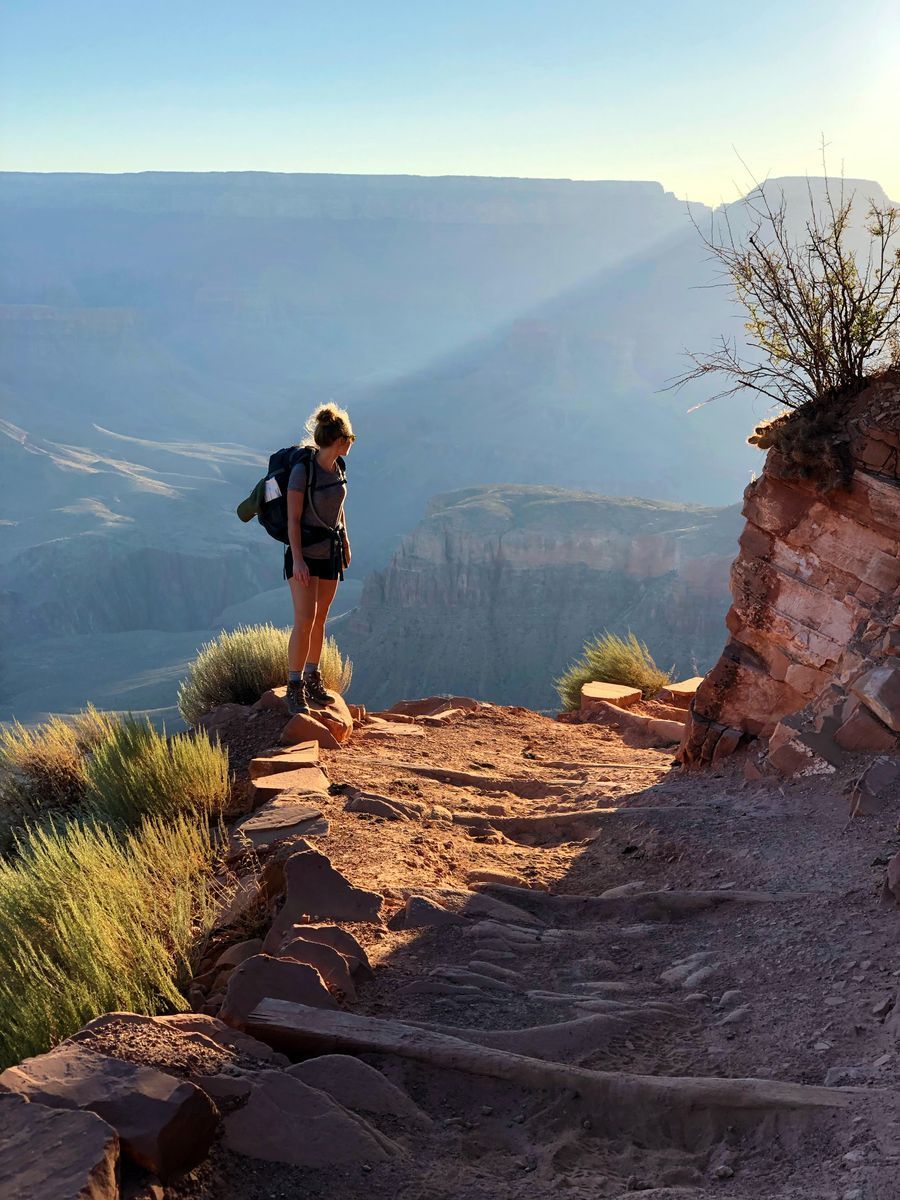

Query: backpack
236;445;346;546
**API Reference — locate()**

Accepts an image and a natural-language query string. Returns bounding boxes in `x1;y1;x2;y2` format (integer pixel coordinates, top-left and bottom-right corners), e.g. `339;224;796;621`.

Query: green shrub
556;631;672;710
0;706;120;826
177;623;353;724
0;813;222;1067
85;717;229;827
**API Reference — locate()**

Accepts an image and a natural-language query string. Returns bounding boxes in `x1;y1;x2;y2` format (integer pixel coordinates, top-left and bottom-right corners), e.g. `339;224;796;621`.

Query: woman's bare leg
307;578;339;664
288;577;319;672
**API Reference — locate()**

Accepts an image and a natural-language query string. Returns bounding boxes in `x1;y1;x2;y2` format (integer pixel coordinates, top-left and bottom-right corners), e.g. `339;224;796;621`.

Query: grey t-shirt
287;454;347;559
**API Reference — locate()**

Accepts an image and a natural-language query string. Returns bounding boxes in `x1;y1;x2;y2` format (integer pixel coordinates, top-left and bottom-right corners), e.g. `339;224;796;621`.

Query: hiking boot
305;667;331;709
286;679;311;715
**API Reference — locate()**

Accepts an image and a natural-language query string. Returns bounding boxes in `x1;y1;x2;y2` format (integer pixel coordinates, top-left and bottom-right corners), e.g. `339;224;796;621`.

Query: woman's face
339;435;354;455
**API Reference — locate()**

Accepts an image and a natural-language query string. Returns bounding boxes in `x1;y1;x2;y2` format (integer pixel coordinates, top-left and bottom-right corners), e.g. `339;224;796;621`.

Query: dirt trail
182;706;900;1199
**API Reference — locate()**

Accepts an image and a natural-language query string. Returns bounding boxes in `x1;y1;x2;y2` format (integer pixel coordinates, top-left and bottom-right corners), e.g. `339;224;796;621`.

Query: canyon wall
339;485;740;710
680;374;900;773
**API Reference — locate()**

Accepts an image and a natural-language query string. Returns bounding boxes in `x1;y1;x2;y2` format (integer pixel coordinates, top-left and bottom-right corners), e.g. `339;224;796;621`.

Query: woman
285;404;354;715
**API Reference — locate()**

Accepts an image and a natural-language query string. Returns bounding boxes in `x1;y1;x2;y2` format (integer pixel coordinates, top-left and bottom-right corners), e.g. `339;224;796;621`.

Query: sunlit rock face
339;485;740;711
680;372;900;772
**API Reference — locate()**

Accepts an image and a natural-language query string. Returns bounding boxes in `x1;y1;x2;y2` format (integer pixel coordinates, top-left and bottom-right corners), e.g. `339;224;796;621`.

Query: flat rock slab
250;764;330;798
0;1091;119;1200
220;954;337;1030
388;895;463;930
0;1045;216;1179
249;741;320;779
231;798;328;851
657;677;705;708
345;790;425;820
223;1069;398;1166
388;695;480;717
362;724;427;740
275;848;383;926
581;682;642;710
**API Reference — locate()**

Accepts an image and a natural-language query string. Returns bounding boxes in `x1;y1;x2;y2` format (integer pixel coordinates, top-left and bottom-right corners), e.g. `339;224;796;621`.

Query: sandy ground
167;705;900;1200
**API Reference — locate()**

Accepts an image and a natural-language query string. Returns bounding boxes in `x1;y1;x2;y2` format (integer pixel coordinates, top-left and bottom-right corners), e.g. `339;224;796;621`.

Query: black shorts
284;545;342;581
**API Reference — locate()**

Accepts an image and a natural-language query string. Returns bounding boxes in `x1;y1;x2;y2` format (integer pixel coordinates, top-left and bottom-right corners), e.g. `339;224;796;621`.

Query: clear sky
2;0;899;205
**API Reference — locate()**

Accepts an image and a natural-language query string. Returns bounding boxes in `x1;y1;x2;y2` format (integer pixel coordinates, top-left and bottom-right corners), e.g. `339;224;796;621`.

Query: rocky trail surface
7;701;900;1200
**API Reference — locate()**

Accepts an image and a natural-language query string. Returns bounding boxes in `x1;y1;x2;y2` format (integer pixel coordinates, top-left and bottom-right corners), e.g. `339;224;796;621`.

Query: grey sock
288;670;302;684
303;662;318;676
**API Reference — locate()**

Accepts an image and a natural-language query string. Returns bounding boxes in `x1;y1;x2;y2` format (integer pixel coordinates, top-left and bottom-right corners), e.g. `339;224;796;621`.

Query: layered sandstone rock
680;374;900;772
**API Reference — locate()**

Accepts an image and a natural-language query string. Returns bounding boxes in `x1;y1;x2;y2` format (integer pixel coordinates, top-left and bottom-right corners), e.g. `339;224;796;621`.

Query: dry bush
0;813;222;1067
85;717;229;827
556;631;672;711
177;623;352;723
0;706;120;831
672;163;900;449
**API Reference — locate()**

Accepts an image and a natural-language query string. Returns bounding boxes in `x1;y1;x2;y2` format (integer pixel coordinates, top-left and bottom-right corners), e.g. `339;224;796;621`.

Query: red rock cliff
680;374;900;774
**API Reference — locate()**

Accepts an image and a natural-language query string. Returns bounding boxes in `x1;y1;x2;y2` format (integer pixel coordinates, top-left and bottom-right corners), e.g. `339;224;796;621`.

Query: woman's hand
343;544;352;569
292;558;310;587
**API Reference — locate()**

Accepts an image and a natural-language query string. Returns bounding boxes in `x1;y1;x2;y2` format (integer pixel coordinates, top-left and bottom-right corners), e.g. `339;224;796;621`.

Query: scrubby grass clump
556;631;672;711
0;706;120;831
0;814;221;1068
85;717;229;827
177;623;353;724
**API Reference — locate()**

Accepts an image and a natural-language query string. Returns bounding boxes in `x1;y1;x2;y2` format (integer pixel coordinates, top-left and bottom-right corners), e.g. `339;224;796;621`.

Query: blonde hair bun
304;402;353;448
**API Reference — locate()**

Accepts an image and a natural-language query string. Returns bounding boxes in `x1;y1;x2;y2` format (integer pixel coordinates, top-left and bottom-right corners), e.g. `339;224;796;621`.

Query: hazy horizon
3;0;898;206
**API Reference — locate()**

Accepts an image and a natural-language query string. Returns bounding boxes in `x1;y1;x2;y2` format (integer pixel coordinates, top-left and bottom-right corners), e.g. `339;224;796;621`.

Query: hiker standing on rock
284;404;354;715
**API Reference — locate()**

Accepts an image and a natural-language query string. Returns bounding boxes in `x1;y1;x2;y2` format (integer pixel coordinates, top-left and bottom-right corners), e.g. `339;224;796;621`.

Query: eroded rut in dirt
177;704;900;1200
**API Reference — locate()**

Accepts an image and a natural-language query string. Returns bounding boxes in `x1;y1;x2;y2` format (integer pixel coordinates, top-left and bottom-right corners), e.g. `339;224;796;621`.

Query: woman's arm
287;487;310;585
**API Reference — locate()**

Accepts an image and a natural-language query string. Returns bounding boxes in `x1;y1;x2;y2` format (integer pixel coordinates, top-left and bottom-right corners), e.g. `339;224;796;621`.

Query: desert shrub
85;717;229;827
177;623;353;723
0;706;120;825
673;170;900;414
556;631;672;710
0;813;223;1067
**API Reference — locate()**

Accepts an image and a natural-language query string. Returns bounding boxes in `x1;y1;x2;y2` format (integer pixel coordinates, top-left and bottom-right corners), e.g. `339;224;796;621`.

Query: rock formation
340;485;740;710
680;373;900;772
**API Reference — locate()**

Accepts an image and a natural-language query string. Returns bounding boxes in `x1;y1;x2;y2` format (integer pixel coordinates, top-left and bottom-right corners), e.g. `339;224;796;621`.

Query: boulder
850;663;900;733
214;939;264;970
420;708;466;726
278;936;358;1000
263;923;374;979
248;741;320;780
656;677;705;708
835;700;899;752
280;712;341;750
219;954;337;1030
580;681;642;711
850;757;900;817
0;1045;216;1179
272;849;383;930
223;1070;399;1165
0;1091;119;1200
288;1055;431;1128
388;895;462;930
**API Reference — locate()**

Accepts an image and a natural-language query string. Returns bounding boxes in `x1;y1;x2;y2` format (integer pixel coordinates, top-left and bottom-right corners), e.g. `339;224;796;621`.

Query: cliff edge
680;371;900;773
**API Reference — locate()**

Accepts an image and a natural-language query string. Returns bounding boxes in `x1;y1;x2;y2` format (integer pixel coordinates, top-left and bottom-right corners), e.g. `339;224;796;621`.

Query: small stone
871;995;895;1018
824;996;844;1007
814;1040;833;1051
716;988;744;1009
716;1004;751;1027
713;1164;734;1179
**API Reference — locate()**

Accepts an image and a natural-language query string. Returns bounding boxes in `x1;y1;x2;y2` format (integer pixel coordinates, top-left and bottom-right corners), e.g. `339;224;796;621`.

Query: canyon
340;485;741;711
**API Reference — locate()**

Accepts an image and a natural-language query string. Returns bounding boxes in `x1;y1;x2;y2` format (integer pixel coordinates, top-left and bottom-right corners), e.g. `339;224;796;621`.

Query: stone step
250;765;330;798
249;741;319;779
